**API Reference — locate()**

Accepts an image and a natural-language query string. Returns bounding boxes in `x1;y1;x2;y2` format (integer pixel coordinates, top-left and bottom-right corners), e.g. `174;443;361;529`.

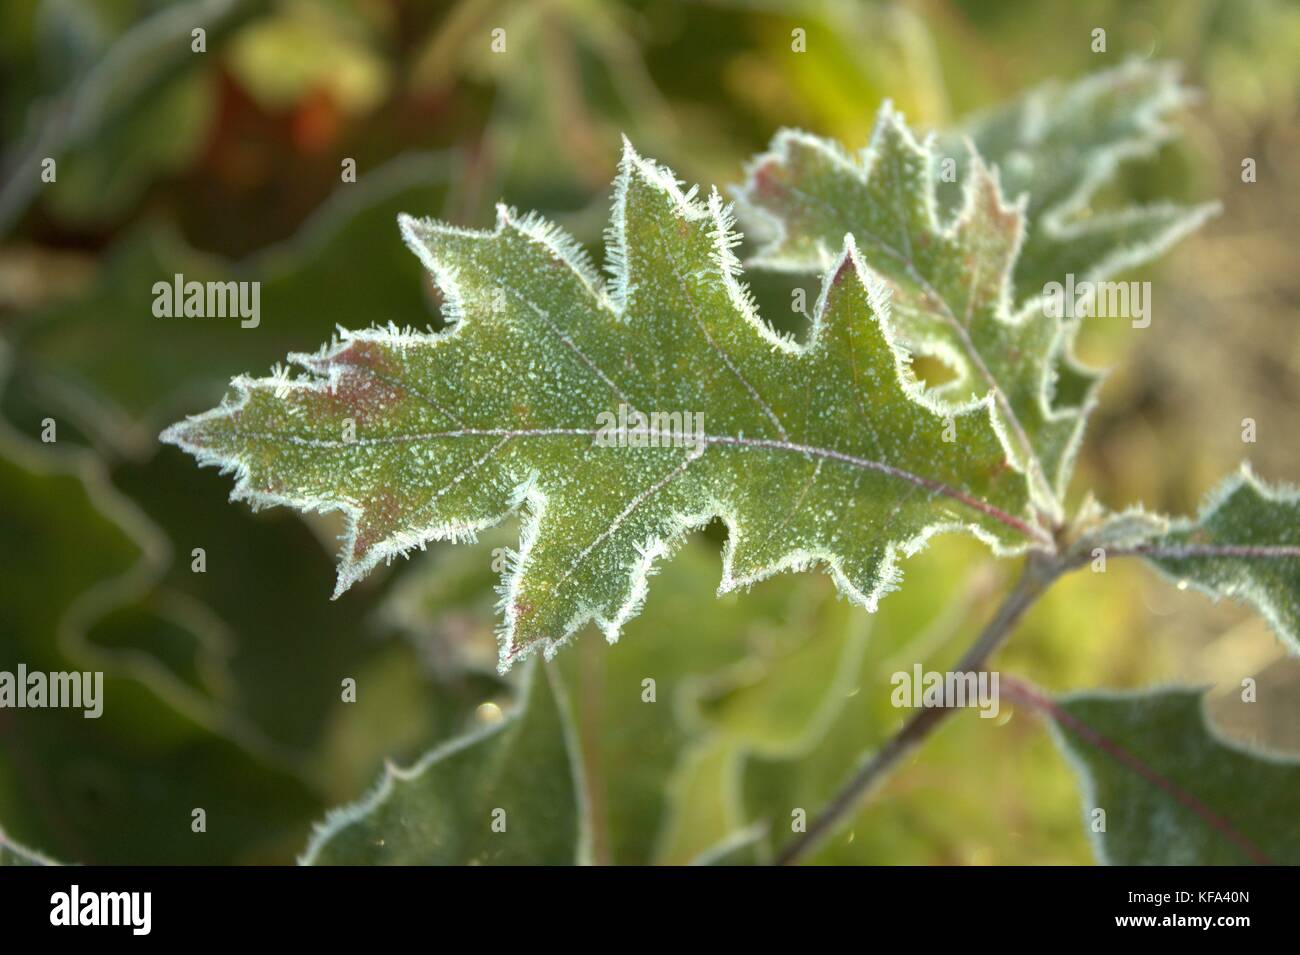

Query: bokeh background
1;0;1298;864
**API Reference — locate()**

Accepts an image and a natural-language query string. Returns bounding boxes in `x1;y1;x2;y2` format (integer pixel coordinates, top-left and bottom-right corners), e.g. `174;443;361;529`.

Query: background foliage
1;0;1297;864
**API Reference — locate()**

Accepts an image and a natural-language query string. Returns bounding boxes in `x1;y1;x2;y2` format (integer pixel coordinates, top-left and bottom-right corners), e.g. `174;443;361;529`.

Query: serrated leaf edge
733;104;1079;513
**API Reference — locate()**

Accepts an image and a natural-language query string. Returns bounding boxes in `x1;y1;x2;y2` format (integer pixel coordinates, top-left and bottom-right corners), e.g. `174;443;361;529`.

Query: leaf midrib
224;421;1049;544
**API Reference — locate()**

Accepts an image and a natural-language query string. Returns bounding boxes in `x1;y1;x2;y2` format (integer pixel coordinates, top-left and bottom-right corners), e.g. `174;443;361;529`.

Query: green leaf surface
734;64;1216;506
1141;467;1300;655
1040;685;1300;865
737;108;1077;509
163;141;1039;668
300;660;587;865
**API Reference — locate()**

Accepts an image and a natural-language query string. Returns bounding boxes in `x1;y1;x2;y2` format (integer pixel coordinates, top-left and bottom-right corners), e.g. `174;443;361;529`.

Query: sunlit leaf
163;141;1041;668
735;64;1216;506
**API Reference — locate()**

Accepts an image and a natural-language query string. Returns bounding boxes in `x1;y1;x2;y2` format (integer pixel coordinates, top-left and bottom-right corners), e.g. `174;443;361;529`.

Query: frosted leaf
1070;495;1171;551
735;63;1217;511
1139;467;1300;654
162;140;1041;669
934;60;1219;297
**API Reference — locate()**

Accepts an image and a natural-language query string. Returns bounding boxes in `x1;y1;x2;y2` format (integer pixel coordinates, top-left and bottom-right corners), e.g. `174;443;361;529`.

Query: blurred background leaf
1036;686;1300;865
302;660;587;866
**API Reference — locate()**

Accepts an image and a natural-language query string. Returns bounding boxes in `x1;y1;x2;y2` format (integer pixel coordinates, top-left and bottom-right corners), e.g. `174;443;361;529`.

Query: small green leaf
735;63;1216;507
300;661;588;865
1140;467;1300;654
736;108;1077;510
163;141;1041;669
1039;686;1300;865
1071;495;1171;552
